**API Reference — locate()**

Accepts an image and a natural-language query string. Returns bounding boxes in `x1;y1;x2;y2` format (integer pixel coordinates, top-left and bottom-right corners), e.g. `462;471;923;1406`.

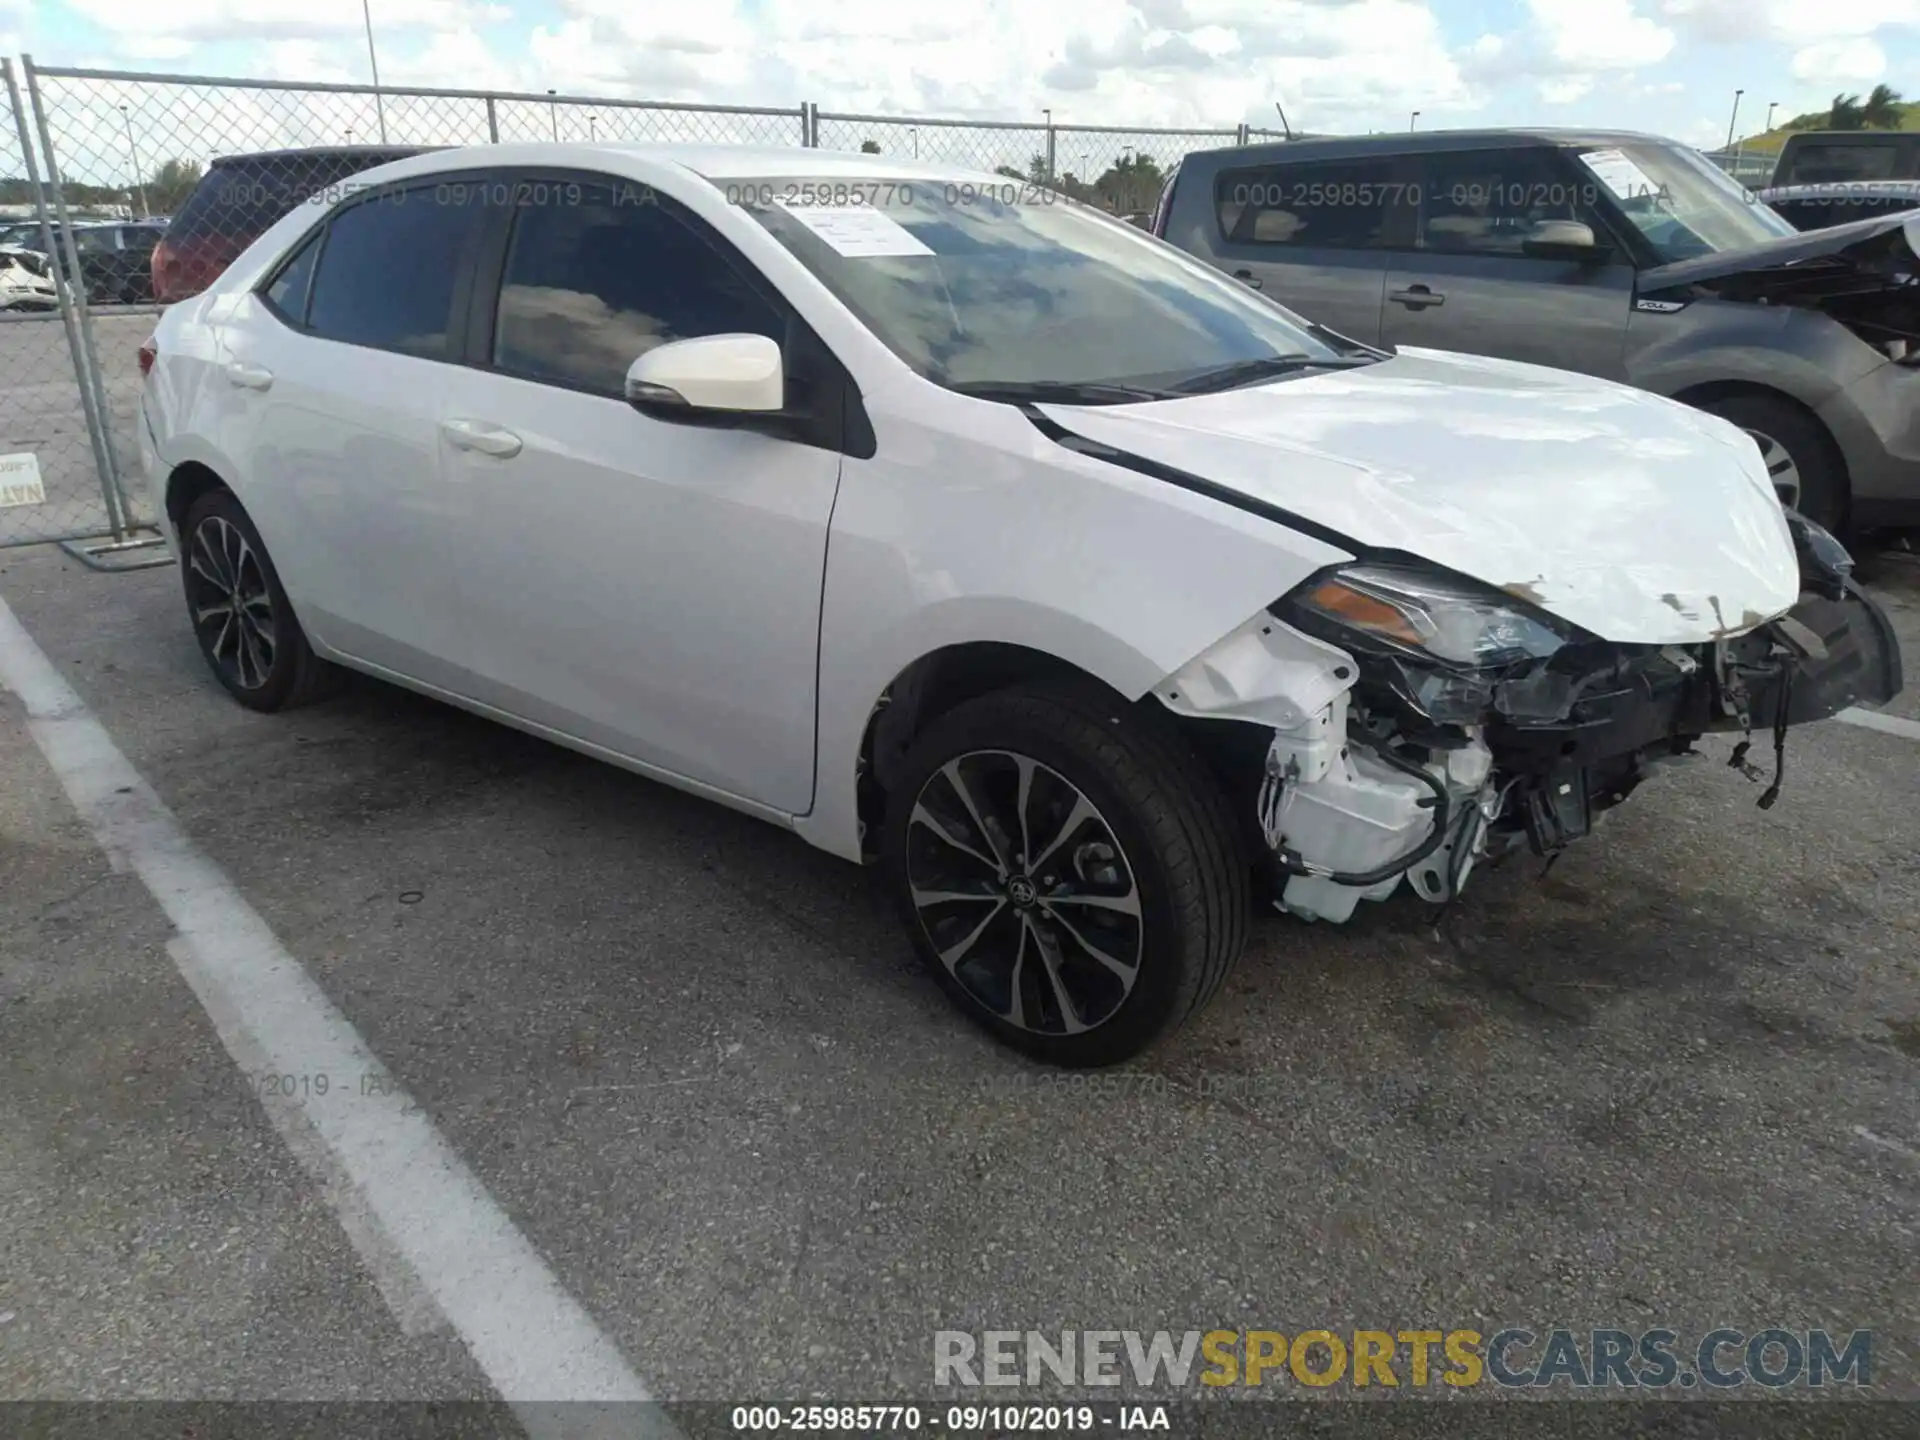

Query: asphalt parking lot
1;536;1917;1427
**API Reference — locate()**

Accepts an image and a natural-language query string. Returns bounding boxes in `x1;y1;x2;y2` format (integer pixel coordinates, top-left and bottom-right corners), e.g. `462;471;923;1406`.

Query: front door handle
440;418;523;459
1231;268;1263;289
1389;284;1445;310
225;361;274;390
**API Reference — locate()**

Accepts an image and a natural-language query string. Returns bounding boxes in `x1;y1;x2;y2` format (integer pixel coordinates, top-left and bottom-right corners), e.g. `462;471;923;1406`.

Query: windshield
730;177;1356;397
1575;142;1796;264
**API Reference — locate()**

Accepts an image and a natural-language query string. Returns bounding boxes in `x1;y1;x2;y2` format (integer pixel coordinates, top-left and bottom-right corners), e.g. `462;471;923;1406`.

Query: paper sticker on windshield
775;204;933;258
1579;148;1661;201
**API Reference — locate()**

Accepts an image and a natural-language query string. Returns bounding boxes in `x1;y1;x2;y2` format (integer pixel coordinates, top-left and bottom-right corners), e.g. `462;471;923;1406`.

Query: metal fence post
21;54;133;542
3;57;127;548
486;95;499;143
801;102;816;147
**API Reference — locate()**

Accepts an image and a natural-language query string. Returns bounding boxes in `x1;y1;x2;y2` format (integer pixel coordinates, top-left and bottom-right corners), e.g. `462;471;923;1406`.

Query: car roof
327;141;1014;188
209;145;439;167
1179;127;1674;166
618;142;1006;185
1779;130;1910;143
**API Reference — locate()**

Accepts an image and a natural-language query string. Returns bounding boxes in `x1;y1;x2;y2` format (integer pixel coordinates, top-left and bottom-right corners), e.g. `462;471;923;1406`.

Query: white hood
1042;348;1802;646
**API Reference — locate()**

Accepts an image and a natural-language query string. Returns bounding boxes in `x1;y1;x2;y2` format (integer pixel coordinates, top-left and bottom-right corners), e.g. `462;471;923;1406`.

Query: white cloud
1789;36;1888;81
1658;0;1920;43
1540;76;1596;103
60;0;508;44
1528;0;1675;67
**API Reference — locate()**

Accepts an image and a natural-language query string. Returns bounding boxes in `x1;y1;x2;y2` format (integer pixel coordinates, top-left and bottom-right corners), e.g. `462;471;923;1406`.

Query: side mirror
624;333;783;416
1520;219;1610;263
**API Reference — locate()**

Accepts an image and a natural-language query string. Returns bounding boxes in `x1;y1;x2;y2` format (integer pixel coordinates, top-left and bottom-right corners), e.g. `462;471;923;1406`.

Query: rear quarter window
1777;137;1916;186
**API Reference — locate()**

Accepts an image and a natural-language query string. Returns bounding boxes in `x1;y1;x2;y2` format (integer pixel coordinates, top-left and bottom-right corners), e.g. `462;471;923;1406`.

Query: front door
437;175;843;814
1381;145;1634;380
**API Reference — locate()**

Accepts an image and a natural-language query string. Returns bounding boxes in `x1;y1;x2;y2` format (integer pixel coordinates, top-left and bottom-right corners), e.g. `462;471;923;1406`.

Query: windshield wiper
947;379;1177;406
1167;353;1377;395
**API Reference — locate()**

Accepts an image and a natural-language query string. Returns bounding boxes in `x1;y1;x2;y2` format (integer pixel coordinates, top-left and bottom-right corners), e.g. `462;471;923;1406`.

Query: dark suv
152;146;430;303
1152;128;1920;532
1755;131;1920;232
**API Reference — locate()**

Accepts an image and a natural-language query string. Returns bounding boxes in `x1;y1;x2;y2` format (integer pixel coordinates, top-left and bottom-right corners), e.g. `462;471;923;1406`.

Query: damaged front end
1161;513;1902;924
1639;210;1920;358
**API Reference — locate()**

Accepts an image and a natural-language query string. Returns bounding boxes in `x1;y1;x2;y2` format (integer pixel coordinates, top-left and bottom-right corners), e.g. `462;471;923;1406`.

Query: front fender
792;408;1352;861
1627;300;1874;407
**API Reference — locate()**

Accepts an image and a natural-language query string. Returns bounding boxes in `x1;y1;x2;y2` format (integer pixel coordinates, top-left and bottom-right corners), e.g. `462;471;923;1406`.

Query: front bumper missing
1260;570;1903;918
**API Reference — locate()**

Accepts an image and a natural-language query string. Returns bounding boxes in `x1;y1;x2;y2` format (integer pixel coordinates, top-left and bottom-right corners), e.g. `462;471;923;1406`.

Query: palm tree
1828;93;1866;130
1861;84;1904;128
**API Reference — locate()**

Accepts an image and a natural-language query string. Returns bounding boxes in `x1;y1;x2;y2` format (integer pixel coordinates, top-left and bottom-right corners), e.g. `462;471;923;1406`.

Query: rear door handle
1389;285;1445;310
440;418;523;459
225;361;273;390
1231;268;1263;289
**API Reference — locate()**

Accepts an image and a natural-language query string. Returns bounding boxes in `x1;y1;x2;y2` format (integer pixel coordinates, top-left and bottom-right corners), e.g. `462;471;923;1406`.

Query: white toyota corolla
140;144;1901;1066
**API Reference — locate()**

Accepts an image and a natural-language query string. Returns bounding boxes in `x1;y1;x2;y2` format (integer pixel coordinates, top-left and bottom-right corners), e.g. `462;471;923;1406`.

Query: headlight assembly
1285;563;1573;668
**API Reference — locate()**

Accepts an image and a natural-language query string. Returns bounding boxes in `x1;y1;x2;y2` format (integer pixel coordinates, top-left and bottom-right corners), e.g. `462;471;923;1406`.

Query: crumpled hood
1040;348;1801;646
1640;208;1920;293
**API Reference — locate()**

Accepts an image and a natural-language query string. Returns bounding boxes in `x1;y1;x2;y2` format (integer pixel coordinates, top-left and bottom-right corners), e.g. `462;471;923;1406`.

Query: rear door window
304;186;487;360
1213;158;1402;249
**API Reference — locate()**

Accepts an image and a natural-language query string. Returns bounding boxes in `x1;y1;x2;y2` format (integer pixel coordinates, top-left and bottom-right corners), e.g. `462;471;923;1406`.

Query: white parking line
1836;707;1920;742
0;596;674;1437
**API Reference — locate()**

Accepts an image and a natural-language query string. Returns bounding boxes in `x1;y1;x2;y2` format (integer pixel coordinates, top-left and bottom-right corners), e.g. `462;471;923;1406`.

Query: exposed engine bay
1638;208;1920;356
1160;512;1904;924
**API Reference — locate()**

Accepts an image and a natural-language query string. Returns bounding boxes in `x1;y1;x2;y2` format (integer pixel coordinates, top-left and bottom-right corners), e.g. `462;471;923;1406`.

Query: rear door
1380;145;1634;379
226;180;490;687
1203;154;1410;344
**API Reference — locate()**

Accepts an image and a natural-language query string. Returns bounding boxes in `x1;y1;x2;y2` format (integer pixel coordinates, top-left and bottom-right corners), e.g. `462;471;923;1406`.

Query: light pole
1764;100;1778;133
588;114;597;141
1410;110;1420;131
361;0;388;143
1041;107;1054;183
119;105;148;218
548;89;558;142
344;128;354;143
1725;88;1743;151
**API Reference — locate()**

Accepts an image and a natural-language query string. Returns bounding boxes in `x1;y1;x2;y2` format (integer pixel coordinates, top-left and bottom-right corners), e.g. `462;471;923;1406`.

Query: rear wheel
1699;393;1845;534
882;679;1248;1067
181;488;340;711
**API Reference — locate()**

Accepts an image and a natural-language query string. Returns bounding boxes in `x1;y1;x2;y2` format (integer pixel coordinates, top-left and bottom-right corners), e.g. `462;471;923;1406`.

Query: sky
1;0;1915;153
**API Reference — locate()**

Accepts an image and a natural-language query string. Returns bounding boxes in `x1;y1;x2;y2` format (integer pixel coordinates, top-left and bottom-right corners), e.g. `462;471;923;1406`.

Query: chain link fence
2;57;1288;562
813;112;1244;215
1;58;150;556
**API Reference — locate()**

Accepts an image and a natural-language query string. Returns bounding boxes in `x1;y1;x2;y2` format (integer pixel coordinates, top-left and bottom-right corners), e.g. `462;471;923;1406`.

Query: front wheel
1699;393;1846;534
882;679;1249;1067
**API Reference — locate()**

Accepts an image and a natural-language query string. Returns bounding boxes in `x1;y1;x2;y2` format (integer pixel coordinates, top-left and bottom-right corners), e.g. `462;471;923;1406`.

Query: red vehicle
151;146;430;303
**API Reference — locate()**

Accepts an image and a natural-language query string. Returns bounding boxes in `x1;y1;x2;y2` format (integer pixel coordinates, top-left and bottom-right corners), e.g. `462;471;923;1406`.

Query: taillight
138;337;156;377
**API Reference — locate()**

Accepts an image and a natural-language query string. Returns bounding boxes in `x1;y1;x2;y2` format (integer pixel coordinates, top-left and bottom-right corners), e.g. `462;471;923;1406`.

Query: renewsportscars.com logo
934;1328;1874;1391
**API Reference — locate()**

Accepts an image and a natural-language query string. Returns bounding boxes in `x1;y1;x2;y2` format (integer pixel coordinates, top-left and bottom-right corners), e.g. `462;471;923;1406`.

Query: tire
1698;393;1846;534
180;488;341;711
882;678;1249;1067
